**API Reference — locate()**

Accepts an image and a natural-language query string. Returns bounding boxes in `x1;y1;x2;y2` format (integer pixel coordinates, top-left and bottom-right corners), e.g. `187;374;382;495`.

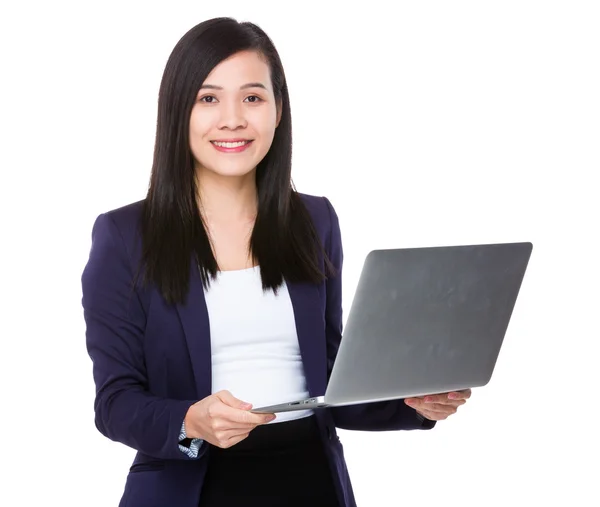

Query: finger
406;399;460;414
216;390;252;410
219;403;276;426
213;430;251;449
405;394;445;405
405;397;449;410
417;409;448;421
207;398;275;427
226;432;251;448
215;391;277;424
405;398;426;410
421;402;460;415
214;427;253;445
422;391;471;404
448;389;472;400
210;418;263;433
432;397;467;407
422;394;455;404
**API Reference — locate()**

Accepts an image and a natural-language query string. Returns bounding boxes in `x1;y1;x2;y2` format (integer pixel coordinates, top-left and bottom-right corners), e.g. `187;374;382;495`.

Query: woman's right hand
183;390;276;448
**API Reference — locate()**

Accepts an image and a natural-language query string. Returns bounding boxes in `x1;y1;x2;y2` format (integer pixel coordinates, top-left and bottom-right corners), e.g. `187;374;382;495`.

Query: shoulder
295;192;342;271
87;199;145;263
101;199;145;232
295;192;342;265
295;191;338;232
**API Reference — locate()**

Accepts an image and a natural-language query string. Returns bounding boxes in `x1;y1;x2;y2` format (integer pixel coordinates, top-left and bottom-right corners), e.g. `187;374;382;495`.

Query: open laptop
252;241;532;414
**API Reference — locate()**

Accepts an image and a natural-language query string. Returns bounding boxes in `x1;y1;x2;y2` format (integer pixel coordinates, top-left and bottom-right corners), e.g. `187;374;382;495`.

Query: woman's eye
198;95;262;104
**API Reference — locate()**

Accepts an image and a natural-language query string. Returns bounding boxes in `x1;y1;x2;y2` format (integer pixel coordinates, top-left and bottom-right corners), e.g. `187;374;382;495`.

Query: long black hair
139;17;334;306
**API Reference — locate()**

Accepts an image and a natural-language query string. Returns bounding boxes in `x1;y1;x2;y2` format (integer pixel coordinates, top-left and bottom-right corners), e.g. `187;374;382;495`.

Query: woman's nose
218;101;248;130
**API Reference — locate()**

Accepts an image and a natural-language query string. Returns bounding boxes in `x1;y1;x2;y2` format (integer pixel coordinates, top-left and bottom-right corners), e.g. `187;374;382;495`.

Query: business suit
82;192;435;507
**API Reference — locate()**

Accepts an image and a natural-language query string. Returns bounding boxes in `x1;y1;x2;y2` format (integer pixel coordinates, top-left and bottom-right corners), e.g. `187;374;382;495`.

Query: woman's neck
196;169;258;223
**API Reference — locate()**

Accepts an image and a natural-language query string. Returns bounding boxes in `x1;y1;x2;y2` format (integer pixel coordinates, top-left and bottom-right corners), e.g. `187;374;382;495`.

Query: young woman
81;17;470;507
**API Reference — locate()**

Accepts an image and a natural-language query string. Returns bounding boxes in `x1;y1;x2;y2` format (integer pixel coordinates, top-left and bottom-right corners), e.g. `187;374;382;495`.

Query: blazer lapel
175;263;212;398
285;279;328;397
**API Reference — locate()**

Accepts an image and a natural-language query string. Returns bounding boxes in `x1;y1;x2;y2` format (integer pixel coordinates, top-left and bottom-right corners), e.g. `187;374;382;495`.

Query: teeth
212;141;250;148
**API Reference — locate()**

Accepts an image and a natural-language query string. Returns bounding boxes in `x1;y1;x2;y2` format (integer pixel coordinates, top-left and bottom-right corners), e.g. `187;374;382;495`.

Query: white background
1;1;599;506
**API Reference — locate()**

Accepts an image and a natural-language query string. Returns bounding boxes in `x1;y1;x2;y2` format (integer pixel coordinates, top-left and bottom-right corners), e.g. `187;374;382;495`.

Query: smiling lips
211;139;253;152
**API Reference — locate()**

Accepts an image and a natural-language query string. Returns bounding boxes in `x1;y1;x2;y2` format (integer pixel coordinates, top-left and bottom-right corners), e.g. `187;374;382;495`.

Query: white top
204;265;313;423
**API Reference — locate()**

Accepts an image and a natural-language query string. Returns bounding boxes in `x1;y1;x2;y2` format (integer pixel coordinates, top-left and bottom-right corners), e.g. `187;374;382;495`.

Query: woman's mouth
211;140;253;153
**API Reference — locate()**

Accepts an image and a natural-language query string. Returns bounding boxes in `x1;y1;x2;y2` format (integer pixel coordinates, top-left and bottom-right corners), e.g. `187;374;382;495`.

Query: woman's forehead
201;51;272;91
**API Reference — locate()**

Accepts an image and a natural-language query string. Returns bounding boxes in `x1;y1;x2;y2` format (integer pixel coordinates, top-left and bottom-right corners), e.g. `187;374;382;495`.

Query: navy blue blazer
81;192;435;507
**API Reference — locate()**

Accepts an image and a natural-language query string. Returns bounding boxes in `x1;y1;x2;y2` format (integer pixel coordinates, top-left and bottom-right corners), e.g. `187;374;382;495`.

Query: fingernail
448;393;457;399
241;403;252;409
424;397;433;403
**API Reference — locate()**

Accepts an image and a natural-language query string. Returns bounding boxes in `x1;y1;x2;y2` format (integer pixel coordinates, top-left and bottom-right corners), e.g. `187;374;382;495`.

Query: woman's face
189;50;280;180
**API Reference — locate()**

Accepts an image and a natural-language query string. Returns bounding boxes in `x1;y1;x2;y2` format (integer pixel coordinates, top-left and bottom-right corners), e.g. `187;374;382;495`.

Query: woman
81;17;469;507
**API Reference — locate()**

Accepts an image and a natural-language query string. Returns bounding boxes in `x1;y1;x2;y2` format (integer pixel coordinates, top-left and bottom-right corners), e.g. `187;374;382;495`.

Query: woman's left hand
404;389;472;421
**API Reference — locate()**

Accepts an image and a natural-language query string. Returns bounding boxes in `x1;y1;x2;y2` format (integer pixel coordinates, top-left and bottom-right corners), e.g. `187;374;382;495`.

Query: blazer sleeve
81;213;202;460
322;197;436;431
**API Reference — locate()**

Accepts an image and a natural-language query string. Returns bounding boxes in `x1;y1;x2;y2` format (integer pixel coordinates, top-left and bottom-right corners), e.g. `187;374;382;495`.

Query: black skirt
198;415;340;507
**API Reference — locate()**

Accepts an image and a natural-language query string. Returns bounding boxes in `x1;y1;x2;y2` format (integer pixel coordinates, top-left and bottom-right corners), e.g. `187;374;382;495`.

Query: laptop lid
324;242;532;407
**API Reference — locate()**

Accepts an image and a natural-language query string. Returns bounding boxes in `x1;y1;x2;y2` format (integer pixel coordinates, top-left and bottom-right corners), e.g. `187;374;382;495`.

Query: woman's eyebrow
199;82;267;90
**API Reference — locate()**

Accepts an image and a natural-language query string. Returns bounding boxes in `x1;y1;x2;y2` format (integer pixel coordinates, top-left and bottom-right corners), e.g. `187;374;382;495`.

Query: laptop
251;241;532;414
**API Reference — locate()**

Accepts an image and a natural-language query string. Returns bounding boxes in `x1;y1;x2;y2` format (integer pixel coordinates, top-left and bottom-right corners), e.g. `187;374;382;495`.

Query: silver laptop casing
252;242;532;414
